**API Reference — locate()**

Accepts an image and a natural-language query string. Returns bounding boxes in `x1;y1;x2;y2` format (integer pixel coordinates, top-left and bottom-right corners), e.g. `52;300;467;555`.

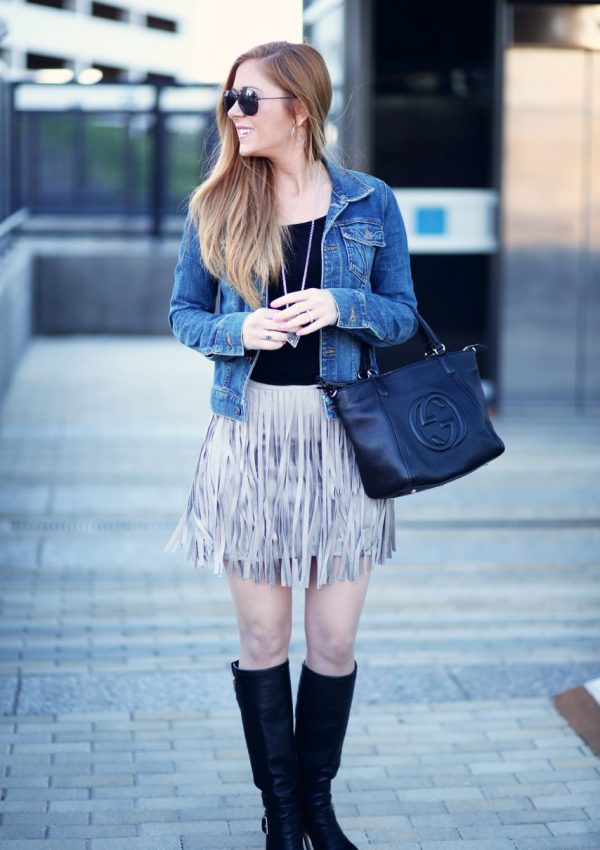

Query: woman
165;41;418;850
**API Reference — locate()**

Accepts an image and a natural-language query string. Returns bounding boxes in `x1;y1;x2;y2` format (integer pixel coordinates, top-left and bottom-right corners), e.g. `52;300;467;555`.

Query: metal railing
11;82;220;236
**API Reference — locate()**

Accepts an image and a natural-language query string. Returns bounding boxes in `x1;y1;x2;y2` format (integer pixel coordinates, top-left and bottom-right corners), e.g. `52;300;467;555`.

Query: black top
250;215;326;385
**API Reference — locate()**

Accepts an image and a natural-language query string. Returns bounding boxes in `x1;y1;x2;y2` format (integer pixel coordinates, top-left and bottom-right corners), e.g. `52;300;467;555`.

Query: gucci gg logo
409;393;467;452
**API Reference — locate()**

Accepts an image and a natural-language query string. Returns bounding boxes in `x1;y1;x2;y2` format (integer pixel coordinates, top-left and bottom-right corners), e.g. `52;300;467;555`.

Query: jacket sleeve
168;214;249;359
327;181;418;347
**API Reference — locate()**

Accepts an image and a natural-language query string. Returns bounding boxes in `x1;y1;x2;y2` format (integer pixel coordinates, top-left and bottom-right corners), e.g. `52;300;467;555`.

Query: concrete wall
32;237;179;335
0;234;179;408
499;246;600;414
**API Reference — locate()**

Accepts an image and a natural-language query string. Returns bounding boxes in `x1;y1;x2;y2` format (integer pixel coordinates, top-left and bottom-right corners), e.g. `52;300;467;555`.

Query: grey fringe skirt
164;379;395;589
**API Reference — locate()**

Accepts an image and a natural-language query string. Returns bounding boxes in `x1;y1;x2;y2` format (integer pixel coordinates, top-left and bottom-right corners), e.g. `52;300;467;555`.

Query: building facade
305;0;600;413
0;0;200;83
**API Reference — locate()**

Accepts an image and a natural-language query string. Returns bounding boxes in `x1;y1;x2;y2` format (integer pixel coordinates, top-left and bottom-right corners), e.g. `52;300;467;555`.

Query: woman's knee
306;625;356;669
239;617;292;668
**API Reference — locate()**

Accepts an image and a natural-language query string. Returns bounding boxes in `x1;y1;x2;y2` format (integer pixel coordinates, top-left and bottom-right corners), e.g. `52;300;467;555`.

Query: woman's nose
228;101;243;117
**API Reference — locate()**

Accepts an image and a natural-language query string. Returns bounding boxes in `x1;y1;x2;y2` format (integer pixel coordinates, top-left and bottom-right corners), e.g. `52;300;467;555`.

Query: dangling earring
291;123;307;149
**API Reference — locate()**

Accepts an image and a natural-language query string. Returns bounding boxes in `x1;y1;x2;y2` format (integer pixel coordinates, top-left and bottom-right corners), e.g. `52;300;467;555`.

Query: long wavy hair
188;41;332;309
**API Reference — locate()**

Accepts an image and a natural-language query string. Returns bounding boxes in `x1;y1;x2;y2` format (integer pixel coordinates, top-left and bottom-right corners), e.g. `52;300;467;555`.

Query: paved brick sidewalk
1;337;599;849
1;698;600;850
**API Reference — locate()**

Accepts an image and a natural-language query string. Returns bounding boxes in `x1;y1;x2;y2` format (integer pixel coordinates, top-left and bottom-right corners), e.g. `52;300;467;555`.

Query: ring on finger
305;308;315;324
265;332;272;340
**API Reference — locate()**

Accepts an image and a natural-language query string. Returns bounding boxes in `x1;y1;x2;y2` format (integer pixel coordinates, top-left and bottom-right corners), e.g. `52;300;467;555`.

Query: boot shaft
294;661;359;850
294;661;358;778
231;658;306;849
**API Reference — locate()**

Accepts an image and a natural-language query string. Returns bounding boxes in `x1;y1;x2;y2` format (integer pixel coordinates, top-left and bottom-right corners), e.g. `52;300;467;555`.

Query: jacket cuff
328;288;368;329
214;312;247;357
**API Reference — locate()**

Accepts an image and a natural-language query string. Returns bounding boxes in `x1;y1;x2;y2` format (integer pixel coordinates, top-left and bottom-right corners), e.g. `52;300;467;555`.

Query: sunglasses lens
238;88;259;116
223;90;237;112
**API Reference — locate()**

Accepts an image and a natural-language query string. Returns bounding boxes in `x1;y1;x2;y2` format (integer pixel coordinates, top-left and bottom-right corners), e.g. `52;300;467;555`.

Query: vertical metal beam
489;0;508;411
343;0;373;172
0;78;7;221
123;112;135;212
151;83;166;237
575;50;594;411
74;108;85;210
10;82;21;216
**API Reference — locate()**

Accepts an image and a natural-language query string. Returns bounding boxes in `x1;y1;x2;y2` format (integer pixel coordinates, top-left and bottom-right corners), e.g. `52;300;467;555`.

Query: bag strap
359;308;446;375
413;309;447;356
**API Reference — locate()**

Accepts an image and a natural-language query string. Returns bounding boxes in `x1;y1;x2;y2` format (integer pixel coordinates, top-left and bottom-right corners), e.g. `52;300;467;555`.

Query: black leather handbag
321;310;505;499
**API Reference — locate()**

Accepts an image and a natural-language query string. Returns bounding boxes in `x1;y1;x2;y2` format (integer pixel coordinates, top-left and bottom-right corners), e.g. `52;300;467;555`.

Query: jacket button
235;406;241;414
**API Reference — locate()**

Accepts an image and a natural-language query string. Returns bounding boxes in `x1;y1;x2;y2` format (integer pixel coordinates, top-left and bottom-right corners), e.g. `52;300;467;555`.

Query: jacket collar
322;157;374;203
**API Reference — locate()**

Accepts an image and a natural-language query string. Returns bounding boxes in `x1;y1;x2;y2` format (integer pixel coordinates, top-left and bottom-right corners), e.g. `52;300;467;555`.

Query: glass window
146;15;177;33
91;2;128;23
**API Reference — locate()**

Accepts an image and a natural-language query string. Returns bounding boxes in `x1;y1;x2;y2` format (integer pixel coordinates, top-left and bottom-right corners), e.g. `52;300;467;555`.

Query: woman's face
226;59;301;160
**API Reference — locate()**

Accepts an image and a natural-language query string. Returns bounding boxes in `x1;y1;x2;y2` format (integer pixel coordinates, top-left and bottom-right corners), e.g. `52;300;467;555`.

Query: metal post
74;107;85;212
343;0;374;173
488;0;507;412
9;82;19;217
151;83;166;237
0;78;8;221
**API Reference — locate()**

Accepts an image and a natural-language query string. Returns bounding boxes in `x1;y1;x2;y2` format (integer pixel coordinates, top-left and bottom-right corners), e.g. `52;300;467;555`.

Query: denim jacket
168;157;418;422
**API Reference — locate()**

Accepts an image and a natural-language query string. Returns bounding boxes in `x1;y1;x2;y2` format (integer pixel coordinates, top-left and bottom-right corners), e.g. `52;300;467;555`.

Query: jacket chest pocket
339;222;385;285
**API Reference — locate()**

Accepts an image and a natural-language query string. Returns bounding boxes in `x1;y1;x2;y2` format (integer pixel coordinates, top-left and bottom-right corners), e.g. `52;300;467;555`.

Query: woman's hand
241;308;290;350
269;288;338;336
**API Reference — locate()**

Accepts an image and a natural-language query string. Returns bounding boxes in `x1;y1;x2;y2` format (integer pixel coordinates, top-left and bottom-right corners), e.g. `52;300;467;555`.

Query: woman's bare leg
227;561;293;669
303;555;372;675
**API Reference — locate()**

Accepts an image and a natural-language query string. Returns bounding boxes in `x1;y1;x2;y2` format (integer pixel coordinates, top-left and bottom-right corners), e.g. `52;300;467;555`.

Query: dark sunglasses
222;87;296;116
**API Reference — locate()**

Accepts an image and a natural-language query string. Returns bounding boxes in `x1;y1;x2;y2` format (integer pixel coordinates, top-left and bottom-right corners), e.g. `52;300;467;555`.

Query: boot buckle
261;814;268;834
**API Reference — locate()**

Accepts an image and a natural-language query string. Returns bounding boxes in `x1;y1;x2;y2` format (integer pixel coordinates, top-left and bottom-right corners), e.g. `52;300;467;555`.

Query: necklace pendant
286;332;300;348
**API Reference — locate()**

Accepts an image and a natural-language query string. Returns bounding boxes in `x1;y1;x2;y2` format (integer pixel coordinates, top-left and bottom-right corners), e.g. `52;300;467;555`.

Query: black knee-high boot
294;661;359;850
231;658;308;849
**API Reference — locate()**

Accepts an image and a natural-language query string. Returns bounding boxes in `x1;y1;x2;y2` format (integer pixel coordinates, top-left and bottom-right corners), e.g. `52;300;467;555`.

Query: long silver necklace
282;162;322;348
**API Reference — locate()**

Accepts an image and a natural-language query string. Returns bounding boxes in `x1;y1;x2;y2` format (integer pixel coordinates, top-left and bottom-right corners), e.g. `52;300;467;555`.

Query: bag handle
359;308;446;377
413;308;447;357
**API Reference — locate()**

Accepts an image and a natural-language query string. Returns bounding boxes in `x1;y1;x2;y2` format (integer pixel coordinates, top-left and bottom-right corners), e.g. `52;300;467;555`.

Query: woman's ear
294;101;309;129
